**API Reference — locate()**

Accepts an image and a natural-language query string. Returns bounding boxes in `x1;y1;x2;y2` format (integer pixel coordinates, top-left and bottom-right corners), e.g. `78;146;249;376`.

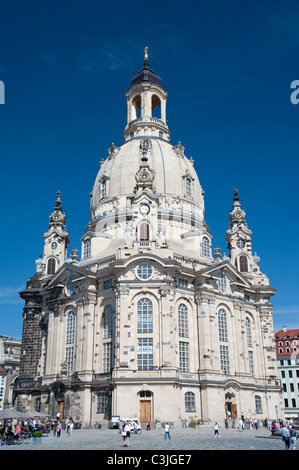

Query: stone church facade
15;53;284;428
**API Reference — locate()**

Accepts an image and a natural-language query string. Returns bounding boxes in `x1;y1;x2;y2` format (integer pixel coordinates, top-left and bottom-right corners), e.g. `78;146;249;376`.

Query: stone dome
90;137;204;221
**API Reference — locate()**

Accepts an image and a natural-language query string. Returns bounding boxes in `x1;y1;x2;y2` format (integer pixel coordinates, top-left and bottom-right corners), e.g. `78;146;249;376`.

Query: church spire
225;190;268;284
35;191;70;275
228;188;246;228
48;190;67;230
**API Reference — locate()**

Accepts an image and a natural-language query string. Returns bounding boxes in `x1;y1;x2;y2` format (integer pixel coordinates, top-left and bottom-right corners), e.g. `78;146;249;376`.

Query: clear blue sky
0;0;298;338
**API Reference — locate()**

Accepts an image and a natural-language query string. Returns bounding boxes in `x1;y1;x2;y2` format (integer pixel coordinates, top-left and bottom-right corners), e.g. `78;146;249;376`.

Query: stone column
45;312;55;376
195;293;213;372
80;295;97;378
232;301;245;376
158;285;175;370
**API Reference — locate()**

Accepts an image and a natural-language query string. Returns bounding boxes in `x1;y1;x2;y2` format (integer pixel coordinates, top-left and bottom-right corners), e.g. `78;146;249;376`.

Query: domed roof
130;61;163;88
90;137;204;219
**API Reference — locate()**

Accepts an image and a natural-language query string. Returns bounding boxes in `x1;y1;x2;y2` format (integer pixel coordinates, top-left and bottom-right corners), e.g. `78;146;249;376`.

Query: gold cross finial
144;46;149;61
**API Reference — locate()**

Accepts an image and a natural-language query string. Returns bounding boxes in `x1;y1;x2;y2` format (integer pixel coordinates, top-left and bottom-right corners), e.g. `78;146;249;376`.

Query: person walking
123;421;131;447
67;418;74;436
214;422;220;438
281;423;290;450
164;422;171;439
56;422;62;437
289;425;297;450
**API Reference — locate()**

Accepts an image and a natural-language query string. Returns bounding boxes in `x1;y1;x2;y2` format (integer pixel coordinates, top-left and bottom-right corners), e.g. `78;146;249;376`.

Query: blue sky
0;0;298;337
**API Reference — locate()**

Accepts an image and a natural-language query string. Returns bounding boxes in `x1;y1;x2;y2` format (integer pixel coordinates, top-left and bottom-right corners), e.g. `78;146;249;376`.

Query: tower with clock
16;50;284;428
36;191;70;276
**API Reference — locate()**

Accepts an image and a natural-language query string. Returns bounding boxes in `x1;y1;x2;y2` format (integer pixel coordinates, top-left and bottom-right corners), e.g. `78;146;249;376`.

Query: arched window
218;308;228;342
246;317;252;347
83;239;91;258
255;395;262;414
218;308;229;375
103;305;113;339
47;257;56;275
66;277;75;296
186;178;192;197
100;179;107;199
218;274;227;294
137;298;153;333
132;94;141;119
185;392;196;412
239;255;249;272
151;94;161;119
201;237;210;257
66;311;76;344
249;350;255;376
178;304;188;338
139;222;150;241
65;310;76;375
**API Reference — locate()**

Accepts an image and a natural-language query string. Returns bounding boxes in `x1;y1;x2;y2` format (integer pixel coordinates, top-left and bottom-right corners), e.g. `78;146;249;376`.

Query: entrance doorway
139;390;153;427
225;402;237;419
140;400;151;423
58;401;64;420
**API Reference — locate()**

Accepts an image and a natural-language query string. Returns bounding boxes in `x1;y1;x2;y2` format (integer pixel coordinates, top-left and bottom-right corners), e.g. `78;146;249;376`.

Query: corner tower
225;189;269;286
36;191;70;275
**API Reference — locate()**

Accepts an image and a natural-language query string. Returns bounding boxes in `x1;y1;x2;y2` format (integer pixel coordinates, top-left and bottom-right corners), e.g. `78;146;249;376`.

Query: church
15;50;284;428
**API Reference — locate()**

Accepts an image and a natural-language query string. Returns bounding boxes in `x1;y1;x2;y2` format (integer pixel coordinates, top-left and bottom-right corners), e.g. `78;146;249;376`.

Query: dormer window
83;239;91;258
239;255;249;272
186;178;192;197
47;257;56;275
66;277;75;296
218;274;227;294
201;236;210;257
100;179;107;199
182;171;194;199
139;222;150;241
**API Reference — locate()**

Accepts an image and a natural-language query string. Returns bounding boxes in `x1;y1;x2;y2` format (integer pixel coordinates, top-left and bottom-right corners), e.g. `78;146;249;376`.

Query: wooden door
58;401;64;420
140;400;151;422
231;404;237;419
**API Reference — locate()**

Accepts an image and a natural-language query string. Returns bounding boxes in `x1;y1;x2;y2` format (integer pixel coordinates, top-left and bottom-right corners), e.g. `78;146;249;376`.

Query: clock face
140;204;150;215
141;173;148;181
237;238;245;248
235;211;242;218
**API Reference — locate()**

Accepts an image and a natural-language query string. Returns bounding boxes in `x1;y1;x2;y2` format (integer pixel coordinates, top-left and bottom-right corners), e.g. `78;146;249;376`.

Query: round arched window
136;264;154;280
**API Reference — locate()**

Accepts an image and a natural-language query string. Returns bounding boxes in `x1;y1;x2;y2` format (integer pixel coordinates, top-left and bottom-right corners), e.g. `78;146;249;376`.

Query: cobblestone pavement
0;426;296;451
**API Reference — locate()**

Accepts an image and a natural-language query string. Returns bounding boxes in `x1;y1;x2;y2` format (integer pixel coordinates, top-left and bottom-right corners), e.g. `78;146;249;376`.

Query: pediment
129;189;159;205
45;263;93;290
196;260;251;287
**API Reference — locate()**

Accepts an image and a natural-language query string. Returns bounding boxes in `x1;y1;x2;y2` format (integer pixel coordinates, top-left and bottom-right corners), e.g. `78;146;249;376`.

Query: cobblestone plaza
0;426;295;451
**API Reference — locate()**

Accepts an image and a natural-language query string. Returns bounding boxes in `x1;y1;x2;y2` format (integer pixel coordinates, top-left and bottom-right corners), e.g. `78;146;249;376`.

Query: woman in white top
124;422;131;447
